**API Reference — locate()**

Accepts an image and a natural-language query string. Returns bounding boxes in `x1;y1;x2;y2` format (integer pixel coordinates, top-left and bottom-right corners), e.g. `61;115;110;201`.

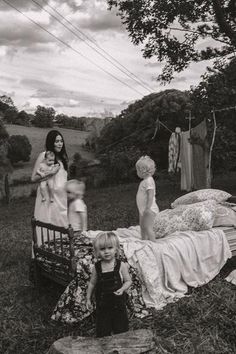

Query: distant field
6;125;94;181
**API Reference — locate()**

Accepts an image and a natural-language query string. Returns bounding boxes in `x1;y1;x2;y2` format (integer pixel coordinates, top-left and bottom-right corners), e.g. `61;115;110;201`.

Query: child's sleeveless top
95;259;126;309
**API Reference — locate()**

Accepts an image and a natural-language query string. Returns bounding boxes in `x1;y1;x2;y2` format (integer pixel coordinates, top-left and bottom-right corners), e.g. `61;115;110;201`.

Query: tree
191;58;236;119
33;105;55;128
0;119;12;203
0;95;15;114
55;113;68;126
107;0;236;82
97;89;191;169
4;107;18;124
15;110;31;126
191;58;236;171
8;135;32;164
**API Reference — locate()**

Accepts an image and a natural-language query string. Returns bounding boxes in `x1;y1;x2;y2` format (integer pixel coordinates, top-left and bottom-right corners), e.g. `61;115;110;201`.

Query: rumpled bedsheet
109;226;231;309
51;227;231;323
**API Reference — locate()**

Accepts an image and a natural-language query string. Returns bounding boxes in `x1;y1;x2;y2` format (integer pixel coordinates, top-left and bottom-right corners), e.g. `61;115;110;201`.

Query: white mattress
219;227;236;256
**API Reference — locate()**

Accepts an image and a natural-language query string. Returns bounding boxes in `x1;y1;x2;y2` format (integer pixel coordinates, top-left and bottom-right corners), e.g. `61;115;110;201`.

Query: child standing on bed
136;156;159;242
66;179;87;232
86;232;132;337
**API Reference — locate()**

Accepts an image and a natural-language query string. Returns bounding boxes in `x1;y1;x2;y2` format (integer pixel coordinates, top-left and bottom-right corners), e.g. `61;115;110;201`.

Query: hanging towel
168;132;181;173
191;120;209;190
180;131;193;191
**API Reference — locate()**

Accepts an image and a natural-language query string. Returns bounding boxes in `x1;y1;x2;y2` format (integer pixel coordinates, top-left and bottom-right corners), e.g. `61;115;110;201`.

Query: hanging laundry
191;120;209;190
180;130;193;191
151;118;160;140
168;127;181;173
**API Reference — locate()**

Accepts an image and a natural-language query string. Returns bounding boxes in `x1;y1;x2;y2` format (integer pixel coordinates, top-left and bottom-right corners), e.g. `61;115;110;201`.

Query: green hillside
6;125;94;181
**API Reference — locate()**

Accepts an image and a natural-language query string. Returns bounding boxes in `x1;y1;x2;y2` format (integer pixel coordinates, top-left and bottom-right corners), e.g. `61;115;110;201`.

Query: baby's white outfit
136;176;159;216
38;163;54;192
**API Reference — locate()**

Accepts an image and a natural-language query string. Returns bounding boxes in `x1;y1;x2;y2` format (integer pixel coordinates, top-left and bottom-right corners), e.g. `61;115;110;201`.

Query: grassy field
0;177;235;354
6;124;94;181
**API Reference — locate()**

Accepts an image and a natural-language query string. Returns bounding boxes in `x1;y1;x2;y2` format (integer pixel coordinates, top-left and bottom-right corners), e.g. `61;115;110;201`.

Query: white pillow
154;200;217;239
171;189;231;209
213;205;236;227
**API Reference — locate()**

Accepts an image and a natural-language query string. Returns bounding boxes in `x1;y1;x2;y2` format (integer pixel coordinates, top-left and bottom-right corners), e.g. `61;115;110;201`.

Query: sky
0;0;214;117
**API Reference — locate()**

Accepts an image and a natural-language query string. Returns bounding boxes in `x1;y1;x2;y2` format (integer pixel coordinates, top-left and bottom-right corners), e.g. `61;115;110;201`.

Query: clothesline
97;124;153;153
211;105;236;113
145;105;236;141
99;104;235;155
158;119;173;133
152;118;173;139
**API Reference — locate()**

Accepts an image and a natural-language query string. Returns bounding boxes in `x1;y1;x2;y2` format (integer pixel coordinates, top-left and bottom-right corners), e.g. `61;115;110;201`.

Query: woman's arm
114;262;132;295
36;165;46;178
31;153;60;183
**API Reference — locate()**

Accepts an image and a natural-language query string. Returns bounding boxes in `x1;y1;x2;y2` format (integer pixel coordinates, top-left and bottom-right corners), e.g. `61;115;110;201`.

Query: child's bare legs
47;178;54;203
39;181;47;202
140;210;156;242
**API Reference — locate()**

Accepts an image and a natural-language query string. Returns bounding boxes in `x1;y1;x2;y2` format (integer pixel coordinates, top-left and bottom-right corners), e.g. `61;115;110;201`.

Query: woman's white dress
34;152;68;231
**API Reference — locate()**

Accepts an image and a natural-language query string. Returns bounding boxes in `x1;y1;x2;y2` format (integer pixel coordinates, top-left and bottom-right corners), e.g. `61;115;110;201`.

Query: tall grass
0;180;235;354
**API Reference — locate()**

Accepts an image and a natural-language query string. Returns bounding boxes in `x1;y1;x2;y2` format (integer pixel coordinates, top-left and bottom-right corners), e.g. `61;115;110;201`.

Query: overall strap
95;261;102;277
114;259;121;273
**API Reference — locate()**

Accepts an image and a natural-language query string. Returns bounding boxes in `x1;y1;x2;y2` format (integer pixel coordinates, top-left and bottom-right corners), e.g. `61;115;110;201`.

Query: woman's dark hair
45;130;68;171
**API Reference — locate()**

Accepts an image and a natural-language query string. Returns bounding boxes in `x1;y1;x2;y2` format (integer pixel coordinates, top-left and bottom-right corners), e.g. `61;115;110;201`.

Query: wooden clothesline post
185;110;195;131
208;109;217;188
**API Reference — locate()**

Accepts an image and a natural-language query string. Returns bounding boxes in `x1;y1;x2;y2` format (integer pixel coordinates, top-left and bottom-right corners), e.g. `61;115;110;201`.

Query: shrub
8;135;32;164
69;153;107;188
99;146;142;185
0;118;9;141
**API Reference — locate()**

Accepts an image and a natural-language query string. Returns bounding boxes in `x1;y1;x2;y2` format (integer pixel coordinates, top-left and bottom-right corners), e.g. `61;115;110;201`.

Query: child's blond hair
65;179;85;195
93;232;120;259
135;155;156;178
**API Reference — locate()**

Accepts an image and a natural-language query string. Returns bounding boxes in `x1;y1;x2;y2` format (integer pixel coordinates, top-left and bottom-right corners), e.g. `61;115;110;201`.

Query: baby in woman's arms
36;151;58;202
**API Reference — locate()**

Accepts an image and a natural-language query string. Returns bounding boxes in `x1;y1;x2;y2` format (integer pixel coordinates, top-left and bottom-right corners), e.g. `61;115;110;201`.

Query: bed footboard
31;217;77;286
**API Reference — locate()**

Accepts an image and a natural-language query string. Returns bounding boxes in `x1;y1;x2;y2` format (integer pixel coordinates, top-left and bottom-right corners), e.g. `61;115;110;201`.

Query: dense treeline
95;59;236;181
97;89;191;171
0;97;110;131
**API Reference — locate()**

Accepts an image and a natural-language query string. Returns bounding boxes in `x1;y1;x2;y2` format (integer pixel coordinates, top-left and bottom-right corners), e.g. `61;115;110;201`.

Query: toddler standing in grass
86;232;132;337
65;179;87;232
136;156;159;241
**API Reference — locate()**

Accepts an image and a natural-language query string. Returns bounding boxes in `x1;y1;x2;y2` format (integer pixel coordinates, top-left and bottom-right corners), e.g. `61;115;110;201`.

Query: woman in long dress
31;130;69;235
